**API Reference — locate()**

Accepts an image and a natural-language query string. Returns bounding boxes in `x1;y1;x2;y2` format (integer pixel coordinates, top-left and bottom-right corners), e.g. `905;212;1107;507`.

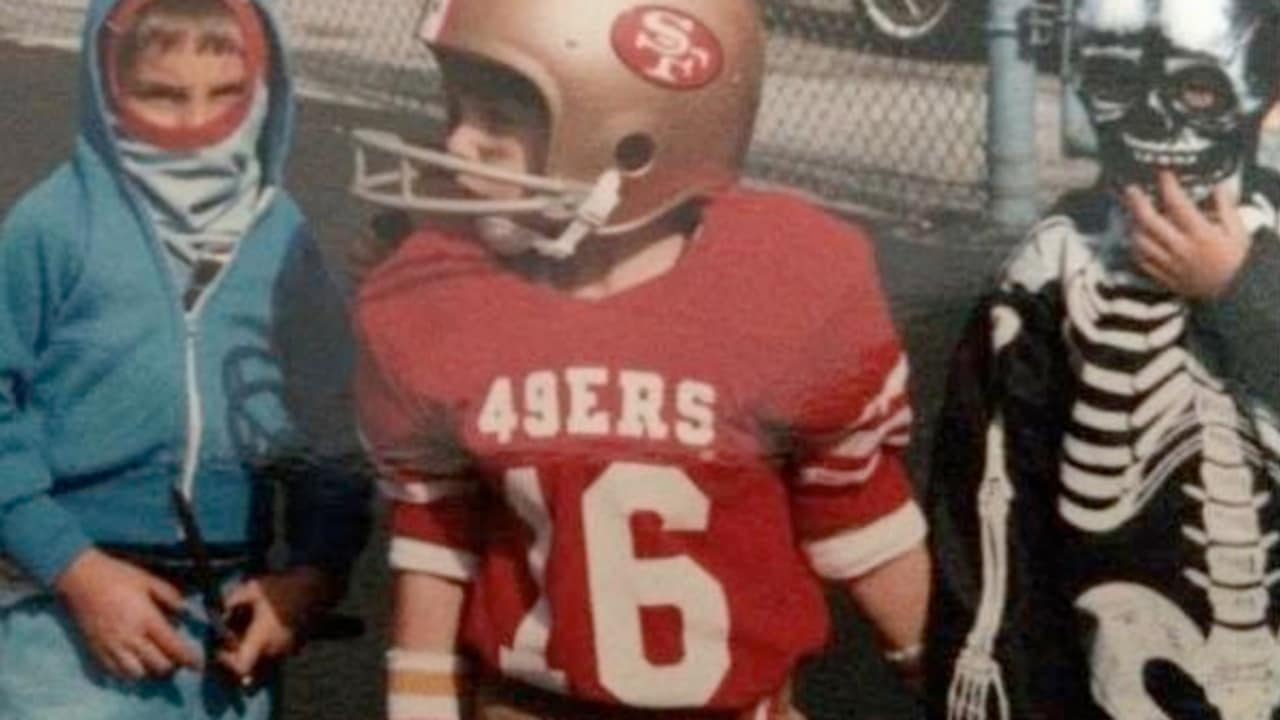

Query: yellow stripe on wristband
388;669;464;696
386;649;469;720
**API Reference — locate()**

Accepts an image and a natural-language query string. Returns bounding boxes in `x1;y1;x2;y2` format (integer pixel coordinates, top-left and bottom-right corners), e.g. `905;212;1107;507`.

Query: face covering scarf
114;83;270;308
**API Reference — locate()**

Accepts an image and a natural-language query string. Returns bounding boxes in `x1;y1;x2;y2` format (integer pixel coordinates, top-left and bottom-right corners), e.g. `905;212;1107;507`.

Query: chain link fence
756;0;989;217
1;0;990;220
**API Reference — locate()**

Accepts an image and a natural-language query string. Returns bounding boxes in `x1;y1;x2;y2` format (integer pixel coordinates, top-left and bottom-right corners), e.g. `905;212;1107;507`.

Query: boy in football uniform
926;1;1280;718
0;0;369;717
350;1;930;717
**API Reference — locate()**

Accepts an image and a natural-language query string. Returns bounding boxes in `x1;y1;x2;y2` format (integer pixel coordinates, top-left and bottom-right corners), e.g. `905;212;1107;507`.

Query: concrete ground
0;40;1013;719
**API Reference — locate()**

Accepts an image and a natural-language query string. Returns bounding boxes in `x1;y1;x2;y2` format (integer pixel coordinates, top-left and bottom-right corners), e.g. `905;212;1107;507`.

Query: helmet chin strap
535;169;623;259
476;169;623;260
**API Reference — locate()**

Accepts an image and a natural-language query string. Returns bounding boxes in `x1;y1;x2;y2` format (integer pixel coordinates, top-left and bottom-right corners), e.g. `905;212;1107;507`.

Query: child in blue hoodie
0;0;370;717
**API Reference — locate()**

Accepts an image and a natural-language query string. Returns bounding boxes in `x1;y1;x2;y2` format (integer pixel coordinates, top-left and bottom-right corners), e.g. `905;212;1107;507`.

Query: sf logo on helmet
612;6;724;90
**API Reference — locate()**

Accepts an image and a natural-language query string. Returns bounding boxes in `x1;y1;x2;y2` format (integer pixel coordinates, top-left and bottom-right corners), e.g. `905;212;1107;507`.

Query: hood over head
77;0;295;184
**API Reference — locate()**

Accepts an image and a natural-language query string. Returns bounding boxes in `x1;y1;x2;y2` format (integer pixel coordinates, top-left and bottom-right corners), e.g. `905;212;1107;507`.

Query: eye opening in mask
1162;65;1237;121
1079;55;1145;107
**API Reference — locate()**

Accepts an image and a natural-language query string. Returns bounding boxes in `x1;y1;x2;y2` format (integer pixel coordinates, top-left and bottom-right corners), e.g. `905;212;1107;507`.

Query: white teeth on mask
1129;149;1202;166
1123;134;1212;154
1121;133;1219;169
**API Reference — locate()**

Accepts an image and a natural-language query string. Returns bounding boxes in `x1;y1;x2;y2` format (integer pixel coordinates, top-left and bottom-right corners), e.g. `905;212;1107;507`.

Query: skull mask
1071;0;1278;203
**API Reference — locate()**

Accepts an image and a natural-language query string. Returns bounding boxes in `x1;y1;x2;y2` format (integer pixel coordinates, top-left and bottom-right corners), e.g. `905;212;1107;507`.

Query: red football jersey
356;189;924;712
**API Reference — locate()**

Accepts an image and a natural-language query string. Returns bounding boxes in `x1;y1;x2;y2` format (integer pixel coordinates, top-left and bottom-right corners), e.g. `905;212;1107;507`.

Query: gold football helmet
351;0;765;259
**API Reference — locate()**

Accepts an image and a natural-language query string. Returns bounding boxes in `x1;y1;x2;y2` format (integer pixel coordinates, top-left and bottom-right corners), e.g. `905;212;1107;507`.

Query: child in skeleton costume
926;1;1280;719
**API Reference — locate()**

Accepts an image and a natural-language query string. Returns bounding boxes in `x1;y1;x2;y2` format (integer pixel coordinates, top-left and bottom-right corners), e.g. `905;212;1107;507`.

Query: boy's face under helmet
351;0;765;259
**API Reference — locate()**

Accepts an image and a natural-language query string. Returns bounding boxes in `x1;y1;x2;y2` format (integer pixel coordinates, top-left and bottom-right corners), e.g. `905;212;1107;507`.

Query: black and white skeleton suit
928;0;1280;715
925;172;1280;720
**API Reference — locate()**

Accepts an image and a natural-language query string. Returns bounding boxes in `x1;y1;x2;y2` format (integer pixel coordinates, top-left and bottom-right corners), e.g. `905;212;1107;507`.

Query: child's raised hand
55;548;201;680
1123;171;1252;299
214;566;337;684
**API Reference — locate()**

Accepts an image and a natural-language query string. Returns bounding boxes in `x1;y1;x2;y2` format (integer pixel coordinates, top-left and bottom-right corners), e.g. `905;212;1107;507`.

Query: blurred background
0;0;1096;718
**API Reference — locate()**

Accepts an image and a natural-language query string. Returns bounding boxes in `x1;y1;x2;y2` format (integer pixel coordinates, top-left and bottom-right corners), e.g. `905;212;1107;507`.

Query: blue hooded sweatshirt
0;0;370;588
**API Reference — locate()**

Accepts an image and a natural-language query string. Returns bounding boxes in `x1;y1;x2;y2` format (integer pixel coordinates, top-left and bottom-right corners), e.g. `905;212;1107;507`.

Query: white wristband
884;642;924;667
387;648;469;673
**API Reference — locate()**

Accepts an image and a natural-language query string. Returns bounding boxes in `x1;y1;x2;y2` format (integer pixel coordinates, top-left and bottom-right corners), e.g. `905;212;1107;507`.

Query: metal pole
986;0;1040;229
1057;0;1097;157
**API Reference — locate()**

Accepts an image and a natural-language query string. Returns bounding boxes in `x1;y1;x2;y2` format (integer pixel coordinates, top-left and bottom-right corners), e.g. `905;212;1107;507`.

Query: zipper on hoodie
92;10;286;533
178;318;203;500
175;189;277;504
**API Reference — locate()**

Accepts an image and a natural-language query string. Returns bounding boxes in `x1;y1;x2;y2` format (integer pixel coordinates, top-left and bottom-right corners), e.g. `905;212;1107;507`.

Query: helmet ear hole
615;133;656;175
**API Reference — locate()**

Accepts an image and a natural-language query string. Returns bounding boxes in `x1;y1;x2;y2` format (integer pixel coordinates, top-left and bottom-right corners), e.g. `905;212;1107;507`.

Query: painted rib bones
1065;259;1280;720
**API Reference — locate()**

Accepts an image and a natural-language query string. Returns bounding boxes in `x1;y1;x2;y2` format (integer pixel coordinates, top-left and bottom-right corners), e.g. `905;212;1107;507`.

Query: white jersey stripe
804;501;927;580
884;428;911;447
379;479;474;504
389;537;477;580
853;355;910;426
830;405;913;460
801;453;883;487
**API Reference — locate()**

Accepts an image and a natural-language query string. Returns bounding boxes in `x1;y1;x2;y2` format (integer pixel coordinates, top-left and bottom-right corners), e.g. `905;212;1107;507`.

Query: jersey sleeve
768;228;925;582
355;331;480;581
